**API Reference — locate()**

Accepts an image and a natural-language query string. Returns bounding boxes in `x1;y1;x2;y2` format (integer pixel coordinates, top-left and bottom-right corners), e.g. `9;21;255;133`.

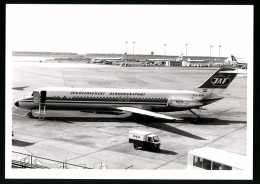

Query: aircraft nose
14;100;19;107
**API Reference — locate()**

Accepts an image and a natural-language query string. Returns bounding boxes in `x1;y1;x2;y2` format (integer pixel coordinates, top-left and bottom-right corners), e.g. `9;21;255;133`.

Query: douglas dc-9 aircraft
14;68;238;120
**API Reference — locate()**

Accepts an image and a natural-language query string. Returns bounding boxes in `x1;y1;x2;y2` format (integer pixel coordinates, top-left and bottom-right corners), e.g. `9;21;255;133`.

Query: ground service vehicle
129;130;161;152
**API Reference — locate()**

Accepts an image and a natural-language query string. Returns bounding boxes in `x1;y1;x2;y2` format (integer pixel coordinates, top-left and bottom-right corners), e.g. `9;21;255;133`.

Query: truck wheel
134;144;138;150
157;148;160;152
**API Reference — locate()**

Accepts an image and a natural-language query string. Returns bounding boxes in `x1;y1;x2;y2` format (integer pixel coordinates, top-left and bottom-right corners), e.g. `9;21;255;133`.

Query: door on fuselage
33;90;47;104
33;91;40;104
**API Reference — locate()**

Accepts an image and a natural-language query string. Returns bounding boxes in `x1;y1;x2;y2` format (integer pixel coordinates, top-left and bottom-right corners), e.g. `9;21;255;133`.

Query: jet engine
167;99;203;109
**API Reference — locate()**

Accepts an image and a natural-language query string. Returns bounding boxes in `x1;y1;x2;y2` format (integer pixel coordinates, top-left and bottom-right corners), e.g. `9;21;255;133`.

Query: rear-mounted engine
167;99;203;109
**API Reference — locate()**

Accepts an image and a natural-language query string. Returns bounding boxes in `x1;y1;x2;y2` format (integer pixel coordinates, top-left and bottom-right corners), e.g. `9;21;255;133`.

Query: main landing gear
188;109;201;119
188;109;202;123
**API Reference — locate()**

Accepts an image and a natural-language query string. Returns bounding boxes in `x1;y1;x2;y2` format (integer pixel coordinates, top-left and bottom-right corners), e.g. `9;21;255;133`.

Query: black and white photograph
6;4;253;179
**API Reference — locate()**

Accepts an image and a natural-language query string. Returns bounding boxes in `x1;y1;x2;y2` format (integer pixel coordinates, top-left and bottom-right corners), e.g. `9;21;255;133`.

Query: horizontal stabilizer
219;69;247;74
116;106;182;121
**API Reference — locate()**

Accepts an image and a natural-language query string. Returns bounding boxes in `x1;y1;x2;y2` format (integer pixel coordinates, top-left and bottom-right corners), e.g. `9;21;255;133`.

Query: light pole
185;43;188;56
125;41;128;54
133;41;135;55
164;43;167;61
125;41;128;64
210;45;213;61
132;41;135;66
219;45;221;57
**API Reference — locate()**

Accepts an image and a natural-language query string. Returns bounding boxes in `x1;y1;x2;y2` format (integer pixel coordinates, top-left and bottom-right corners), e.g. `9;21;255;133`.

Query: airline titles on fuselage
70;92;146;96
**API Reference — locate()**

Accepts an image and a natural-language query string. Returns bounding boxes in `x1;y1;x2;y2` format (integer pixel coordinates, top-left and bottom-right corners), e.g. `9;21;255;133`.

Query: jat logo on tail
211;76;231;86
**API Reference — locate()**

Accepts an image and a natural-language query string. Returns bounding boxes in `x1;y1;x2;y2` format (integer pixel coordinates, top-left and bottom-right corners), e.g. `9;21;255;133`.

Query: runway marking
66;141;129;161
200;124;247;149
213;107;237;116
66;123;188;168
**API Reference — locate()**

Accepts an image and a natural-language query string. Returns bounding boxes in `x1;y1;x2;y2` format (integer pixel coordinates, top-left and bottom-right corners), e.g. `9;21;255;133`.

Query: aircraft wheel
27;112;33;118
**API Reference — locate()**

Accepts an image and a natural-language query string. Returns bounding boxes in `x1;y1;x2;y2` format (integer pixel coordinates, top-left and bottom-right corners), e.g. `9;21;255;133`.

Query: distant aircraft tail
197;67;238;94
176;53;184;62
231;55;237;62
120;53;127;60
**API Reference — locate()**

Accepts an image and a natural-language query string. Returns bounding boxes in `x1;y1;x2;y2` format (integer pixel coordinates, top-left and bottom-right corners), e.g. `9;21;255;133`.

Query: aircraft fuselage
16;87;223;112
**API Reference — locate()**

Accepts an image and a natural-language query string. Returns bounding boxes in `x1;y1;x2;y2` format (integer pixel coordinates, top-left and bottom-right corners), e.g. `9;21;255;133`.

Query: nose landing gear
27;110;33;118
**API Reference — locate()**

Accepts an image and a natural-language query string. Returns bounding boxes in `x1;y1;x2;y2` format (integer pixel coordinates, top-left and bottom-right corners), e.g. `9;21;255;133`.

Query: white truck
129;130;161;152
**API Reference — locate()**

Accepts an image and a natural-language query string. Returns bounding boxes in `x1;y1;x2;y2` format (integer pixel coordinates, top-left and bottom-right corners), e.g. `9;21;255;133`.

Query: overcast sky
7;5;253;60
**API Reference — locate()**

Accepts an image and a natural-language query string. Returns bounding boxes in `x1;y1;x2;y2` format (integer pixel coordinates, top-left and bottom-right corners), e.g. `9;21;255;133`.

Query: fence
12;151;93;169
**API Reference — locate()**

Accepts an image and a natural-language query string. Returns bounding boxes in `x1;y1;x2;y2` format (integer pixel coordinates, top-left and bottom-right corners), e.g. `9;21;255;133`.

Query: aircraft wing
12;86;29;91
115;107;182;121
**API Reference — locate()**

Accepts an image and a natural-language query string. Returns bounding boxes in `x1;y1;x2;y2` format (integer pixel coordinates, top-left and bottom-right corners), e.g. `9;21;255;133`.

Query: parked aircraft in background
175;53;184;62
144;53;184;66
147;53;183;62
230;55;247;69
15;68;239;121
90;53;126;64
186;58;210;67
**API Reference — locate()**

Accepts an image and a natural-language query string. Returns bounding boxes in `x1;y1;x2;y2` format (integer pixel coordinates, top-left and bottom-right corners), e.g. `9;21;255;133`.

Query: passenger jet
91;53;126;64
147;53;184;62
14;68;238;120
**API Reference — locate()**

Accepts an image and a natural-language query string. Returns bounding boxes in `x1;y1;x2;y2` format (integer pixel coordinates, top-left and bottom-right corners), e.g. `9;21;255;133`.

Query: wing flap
116;107;182;121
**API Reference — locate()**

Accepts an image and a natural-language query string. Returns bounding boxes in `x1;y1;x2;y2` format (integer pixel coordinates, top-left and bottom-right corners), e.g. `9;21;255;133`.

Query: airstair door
33;91;40;104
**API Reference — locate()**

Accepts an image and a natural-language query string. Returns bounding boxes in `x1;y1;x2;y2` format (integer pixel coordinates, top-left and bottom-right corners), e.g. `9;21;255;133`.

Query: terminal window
193;156;233;170
202;159;211;170
193;156;203;168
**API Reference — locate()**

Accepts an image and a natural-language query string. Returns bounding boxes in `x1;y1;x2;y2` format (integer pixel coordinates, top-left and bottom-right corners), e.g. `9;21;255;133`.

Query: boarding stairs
33;90;47;120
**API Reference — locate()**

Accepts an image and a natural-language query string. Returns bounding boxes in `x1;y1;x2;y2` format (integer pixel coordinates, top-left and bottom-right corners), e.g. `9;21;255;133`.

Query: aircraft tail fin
176;53;184;62
121;53;127;60
231;55;237;62
196;67;238;94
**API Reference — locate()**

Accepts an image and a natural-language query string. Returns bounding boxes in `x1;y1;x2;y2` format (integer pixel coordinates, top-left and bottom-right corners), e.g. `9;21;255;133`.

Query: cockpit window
27;92;33;96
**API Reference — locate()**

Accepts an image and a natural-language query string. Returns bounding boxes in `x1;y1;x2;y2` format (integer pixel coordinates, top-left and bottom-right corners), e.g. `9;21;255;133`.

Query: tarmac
11;59;247;170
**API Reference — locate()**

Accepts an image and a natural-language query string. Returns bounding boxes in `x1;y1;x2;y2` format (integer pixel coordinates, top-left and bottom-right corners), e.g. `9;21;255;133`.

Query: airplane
187;58;210;67
144;53;183;66
14;67;239;121
147;53;183;62
230;55;247;69
90;53;126;64
175;53;184;62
